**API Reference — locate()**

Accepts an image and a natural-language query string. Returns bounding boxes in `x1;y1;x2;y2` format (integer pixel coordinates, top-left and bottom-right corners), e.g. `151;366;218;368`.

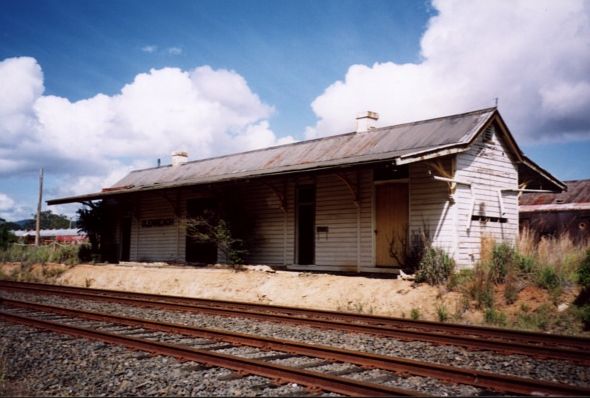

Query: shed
520;179;590;242
12;228;87;245
48;107;564;271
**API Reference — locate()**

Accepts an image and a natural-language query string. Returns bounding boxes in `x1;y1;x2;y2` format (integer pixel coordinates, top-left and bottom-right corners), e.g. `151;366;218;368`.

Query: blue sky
0;0;589;221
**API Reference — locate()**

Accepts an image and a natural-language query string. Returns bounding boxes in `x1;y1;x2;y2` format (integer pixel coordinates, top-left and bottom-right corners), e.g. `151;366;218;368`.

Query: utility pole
35;168;44;246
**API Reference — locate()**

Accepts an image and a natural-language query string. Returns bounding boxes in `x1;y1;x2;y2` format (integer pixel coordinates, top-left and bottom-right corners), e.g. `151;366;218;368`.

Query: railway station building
48;108;564;272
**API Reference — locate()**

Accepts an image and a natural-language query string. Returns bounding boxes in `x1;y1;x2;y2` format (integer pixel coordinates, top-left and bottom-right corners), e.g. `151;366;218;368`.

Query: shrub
504;273;519;304
578;250;590;288
77;244;93;263
536;266;561;291
515;252;536;274
513;304;552;331
490;242;515;283
447;268;473;291
410;308;421;320
0;244;81;266
184;211;249;265
436;303;449;322
484;308;507;326
415;247;455;285
578;305;590;330
467;266;495;309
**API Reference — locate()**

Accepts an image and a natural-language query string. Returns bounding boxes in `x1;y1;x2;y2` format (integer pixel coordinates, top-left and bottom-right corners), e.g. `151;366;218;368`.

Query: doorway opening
186;198;218;264
120;217;132;262
296;185;315;265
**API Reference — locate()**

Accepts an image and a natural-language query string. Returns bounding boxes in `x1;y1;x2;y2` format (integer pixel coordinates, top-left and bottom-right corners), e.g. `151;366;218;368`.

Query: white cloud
141;45;157;53
306;0;590;143
0;57;293;201
168;47;182;55
0;192;30;221
0;193;15;212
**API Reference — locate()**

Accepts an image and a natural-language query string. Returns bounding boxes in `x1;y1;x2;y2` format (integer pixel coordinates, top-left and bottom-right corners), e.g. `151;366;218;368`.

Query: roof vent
356;111;379;133
171;151;188;167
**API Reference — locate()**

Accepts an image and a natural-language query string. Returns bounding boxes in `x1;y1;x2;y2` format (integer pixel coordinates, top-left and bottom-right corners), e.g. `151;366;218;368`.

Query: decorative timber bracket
336;172;360;208
427;160;456;202
264;182;287;213
158;190;181;218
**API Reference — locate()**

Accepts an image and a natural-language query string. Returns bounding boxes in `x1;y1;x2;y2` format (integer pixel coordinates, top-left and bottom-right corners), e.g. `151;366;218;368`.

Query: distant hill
14;219;32;228
4;211;72;230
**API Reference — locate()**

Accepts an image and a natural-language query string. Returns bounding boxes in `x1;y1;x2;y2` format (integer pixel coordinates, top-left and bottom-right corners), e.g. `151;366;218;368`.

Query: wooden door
186;198;218;264
375;183;408;267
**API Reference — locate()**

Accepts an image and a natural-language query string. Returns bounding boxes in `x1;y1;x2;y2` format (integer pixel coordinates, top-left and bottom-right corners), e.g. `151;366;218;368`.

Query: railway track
1;297;589;396
1;280;589;364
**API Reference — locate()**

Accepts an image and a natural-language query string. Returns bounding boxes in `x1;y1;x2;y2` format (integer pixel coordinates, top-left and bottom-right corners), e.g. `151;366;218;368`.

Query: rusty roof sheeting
47;107;561;205
520;179;590;210
115;108;493;188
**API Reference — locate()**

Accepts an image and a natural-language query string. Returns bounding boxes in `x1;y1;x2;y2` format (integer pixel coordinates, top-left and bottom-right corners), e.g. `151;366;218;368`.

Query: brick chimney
356;111;379;133
171;151;188;166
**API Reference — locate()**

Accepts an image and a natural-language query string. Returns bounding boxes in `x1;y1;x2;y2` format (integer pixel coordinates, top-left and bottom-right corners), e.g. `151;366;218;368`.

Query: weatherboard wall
129;192;180;262
454;125;519;267
408;159;458;257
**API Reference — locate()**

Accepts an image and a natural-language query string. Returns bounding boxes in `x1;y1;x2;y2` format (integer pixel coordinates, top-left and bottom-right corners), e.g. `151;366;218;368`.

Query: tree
0;218;17;250
76;202;105;256
22;210;71;230
184;211;248;265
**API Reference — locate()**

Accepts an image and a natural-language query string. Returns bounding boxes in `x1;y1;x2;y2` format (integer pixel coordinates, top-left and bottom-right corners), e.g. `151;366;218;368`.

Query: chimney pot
356;111;379;133
171;151;188;166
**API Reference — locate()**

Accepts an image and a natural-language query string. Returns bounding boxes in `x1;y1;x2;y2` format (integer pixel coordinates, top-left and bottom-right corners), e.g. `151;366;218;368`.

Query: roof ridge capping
131;106;498;173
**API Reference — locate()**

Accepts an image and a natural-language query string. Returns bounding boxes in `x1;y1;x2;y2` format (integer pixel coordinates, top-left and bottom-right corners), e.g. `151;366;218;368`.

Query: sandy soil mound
33;263;462;320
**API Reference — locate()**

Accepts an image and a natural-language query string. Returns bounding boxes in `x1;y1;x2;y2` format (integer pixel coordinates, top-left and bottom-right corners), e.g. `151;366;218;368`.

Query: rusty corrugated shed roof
46;107;563;205
520;179;590;212
48;108;495;204
115;108;493;186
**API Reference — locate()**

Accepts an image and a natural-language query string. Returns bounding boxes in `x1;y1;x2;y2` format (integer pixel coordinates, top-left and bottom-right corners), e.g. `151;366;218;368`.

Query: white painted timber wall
314;171;373;270
454;125;519;268
409;159;457;258
129;192;180;262
242;179;294;265
127;171;377;270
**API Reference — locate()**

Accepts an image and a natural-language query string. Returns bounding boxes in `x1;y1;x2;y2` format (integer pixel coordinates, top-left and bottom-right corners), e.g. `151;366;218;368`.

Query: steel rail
0;310;421;397
1;280;587;350
1;281;587;364
2;297;588;397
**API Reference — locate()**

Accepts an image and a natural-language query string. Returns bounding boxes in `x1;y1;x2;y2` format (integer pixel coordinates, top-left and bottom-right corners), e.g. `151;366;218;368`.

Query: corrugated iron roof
48;108;495;204
520;179;590;211
47;107;565;205
114;108;492;186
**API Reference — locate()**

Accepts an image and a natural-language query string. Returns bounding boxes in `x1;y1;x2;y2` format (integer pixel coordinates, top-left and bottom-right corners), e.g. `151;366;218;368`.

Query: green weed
436;303;449;322
415;247;455;285
484;308;507;326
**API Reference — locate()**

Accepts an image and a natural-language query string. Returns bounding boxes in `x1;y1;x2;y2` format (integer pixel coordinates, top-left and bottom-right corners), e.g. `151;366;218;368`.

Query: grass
337;299;376;315
484;308;507;326
0;243;85;266
436;302;449;322
447;231;590;333
512;303;552;331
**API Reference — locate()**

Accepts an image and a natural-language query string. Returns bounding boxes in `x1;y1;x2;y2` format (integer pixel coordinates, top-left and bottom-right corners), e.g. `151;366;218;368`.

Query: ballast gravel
1;290;589;396
0;322;330;397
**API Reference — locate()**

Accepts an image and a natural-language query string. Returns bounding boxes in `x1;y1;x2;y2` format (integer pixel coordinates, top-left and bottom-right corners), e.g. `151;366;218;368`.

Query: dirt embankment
1;263;462;320
2;262;584;332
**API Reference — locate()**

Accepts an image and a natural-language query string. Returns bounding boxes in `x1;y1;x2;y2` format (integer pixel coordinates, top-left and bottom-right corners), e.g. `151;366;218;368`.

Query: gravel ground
0;322;334;397
1;290;589;396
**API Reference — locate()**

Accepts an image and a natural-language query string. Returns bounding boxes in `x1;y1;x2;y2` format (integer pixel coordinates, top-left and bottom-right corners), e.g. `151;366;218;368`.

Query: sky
0;0;589;222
